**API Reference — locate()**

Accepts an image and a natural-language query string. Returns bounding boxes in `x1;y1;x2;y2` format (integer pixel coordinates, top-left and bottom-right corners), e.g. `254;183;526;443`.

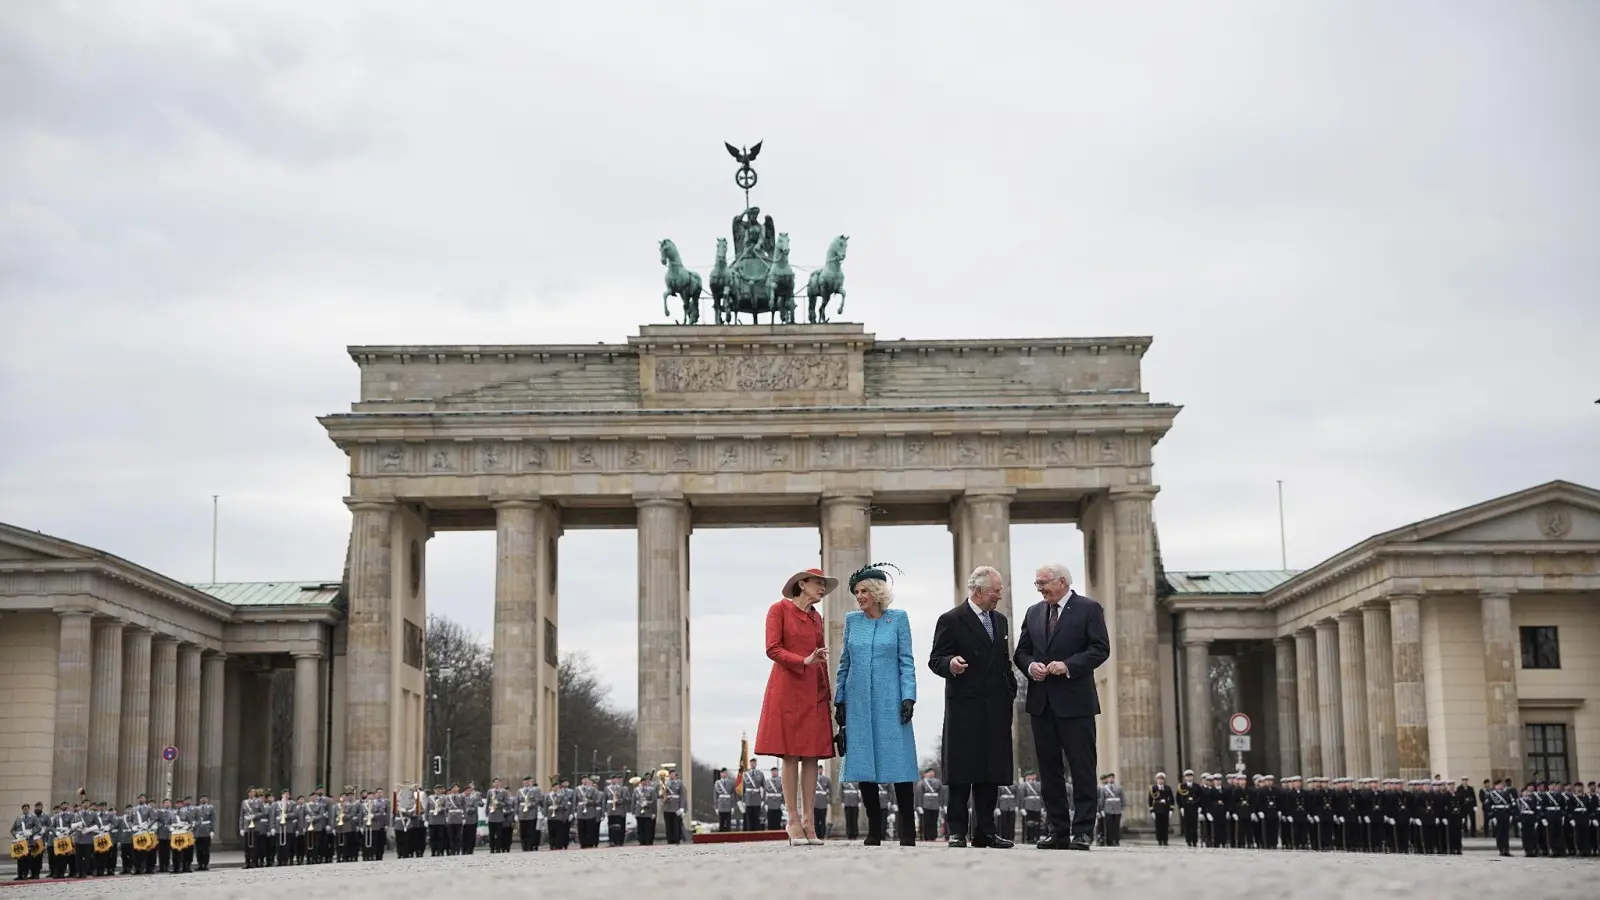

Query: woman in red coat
755;567;837;845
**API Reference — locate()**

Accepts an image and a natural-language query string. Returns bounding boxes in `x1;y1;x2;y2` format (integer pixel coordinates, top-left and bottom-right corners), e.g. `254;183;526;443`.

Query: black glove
834;702;846;727
900;699;915;724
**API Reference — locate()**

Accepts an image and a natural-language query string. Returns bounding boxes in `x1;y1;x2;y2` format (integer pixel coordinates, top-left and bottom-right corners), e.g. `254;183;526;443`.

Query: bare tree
557;652;637;778
424;617;493;787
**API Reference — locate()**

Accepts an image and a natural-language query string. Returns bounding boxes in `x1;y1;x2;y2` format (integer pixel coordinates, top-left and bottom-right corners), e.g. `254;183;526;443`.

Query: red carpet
692;830;792;844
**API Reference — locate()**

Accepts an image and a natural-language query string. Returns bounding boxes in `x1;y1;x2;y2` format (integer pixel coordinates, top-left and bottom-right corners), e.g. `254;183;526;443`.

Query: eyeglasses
1033;578;1061;587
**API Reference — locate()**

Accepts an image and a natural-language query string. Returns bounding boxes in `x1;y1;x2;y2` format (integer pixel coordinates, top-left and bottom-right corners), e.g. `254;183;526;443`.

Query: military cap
1182;769;1194;776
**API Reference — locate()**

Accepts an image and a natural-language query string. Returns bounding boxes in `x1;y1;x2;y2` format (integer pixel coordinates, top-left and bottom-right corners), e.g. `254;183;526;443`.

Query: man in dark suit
1014;562;1109;850
929;565;1018;849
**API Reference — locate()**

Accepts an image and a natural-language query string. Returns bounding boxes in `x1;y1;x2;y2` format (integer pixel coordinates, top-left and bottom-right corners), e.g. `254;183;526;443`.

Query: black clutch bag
833;726;847;756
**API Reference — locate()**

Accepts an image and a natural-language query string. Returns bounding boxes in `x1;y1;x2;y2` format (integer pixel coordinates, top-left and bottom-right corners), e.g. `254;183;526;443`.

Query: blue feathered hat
848;562;903;592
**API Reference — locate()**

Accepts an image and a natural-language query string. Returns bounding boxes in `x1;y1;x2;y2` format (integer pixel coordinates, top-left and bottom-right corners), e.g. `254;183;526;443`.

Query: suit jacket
1013;590;1110;718
929;602;1018;784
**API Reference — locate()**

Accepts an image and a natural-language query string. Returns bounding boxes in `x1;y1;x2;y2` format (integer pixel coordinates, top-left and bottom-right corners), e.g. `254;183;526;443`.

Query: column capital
1313;618;1339;632
634;493;685;508
1182;637;1211;649
151;633;179;645
92;617;126;631
961;488;1016;502
56;607;95;619
820;491;873;505
1273;635;1295;646
203;650;228;662
1478;588;1516;601
1107;485;1161;501
1335;609;1362;622
490;495;543;509
344;497;397;513
290;650;324;661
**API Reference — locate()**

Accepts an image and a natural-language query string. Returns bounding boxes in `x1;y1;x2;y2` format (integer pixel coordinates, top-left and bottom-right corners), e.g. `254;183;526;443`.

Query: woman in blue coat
834;563;919;846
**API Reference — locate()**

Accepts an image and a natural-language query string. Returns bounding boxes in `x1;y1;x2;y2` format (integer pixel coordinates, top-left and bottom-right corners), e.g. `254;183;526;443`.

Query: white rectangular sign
1228;735;1251;752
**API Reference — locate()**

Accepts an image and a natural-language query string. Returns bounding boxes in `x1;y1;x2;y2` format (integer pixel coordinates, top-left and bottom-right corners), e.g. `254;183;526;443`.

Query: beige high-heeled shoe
786;821;807;847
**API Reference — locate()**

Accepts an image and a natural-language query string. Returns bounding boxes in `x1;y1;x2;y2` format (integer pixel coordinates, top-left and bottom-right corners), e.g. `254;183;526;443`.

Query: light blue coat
834;608;918;784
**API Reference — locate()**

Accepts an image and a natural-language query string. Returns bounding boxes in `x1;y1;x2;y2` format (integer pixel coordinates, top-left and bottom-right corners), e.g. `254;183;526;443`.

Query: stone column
1336;612;1370;777
175;644;202;799
1110;487;1161;819
1183;639;1213;775
1480;591;1522;784
1388;595;1430;780
962;491;1015;623
200;653;226;803
1273;637;1299;778
1313;620;1344;776
1293;629;1321;776
147;636;178;799
85;620;124;802
221;661;242;839
491;499;540;782
821;493;870;818
345;499;395;793
1361;603;1398;777
50;610;93;801
637;497;689;777
118;628;153;800
292;652;322;795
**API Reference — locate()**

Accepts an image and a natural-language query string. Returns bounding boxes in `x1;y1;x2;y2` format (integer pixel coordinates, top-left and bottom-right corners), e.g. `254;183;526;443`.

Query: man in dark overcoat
928;565;1018;848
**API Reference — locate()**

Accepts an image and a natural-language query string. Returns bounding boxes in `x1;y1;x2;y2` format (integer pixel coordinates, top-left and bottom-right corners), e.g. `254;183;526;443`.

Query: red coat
754;599;835;759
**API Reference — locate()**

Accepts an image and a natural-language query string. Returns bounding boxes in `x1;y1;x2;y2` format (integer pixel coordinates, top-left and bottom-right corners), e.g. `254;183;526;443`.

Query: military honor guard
916;769;943;842
10;803;44;881
547;777;573;850
517;777;542;851
841;781;861;839
996;782;1017;842
1147;773;1174;846
484;779;512;853
763;766;784;830
741;764;765;831
1019;773;1043;844
713;769;735;832
633;775;659;846
661;765;686;844
604;775;630;846
575;776;602;848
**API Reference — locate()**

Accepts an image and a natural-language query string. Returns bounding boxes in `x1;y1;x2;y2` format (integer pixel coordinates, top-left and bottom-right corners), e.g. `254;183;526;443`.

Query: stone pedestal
1388;595;1430;780
200;653;226;803
1335;613;1370;776
1480;592;1522;784
292;652;322;795
118;628;153;800
1361;604;1398;777
344;500;395;793
821;493;870;820
1273;637;1299;778
1184;640;1213;775
87;620;124;802
636;496;689;780
1293;629;1321;776
490;499;540;782
1111;488;1161;820
176;644;202;800
1313;621;1344;776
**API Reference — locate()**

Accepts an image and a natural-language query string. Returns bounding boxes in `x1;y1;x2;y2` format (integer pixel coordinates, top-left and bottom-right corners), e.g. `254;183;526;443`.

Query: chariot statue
660;142;847;325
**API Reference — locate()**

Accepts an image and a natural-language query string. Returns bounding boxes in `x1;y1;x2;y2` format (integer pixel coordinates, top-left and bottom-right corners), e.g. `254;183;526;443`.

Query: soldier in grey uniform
444;784;466;855
814;770;832;839
236;789;263;869
154;797;177;872
742;765;766;831
917;769;943;841
339;790;361;862
425;786;448;856
169;798;194;874
842;781;862;839
765;767;785;830
548;778;573;850
399;785;423;858
291;795;311;865
713;768;735;832
461;782;481;855
484;778;509;853
115;803;134;876
575;776;603;848
269;791;296;867
309;788;332;863
370;790;391;861
517;778;542;851
879;783;894;838
997;781;1018;842
633;776;659;846
11;803;41;881
1019;773;1043;843
604;775;630;846
96;800;120;876
662;766;686;844
1098;773;1125;846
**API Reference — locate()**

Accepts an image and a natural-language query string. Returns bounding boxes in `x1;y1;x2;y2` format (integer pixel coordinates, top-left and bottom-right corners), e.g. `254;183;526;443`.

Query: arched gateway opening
318;323;1177;824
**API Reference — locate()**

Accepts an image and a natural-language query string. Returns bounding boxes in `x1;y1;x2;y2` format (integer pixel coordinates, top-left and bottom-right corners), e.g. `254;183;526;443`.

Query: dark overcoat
928;603;1018;784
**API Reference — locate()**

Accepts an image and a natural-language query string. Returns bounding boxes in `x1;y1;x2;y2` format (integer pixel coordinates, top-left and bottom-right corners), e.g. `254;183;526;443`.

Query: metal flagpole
1276;480;1287;569
211;495;219;581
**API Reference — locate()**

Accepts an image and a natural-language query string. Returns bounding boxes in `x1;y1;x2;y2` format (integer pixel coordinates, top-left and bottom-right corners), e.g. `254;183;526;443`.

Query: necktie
1046;602;1059;639
980;610;994;640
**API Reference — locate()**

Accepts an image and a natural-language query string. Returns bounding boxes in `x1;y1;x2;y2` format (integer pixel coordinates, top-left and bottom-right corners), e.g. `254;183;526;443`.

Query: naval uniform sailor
1148;774;1174;846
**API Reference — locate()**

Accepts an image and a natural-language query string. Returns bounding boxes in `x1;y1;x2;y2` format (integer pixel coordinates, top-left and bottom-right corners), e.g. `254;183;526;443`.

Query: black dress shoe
984;835;1015;849
1068;834;1093;851
1035;833;1071;850
948;835;967;848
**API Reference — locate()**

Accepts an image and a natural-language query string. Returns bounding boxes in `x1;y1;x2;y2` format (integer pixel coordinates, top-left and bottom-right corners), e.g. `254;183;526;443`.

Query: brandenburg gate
319;323;1180;811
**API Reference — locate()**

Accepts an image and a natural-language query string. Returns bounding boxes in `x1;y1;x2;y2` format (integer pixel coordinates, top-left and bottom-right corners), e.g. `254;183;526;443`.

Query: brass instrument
336;805;345;829
363;800;375;850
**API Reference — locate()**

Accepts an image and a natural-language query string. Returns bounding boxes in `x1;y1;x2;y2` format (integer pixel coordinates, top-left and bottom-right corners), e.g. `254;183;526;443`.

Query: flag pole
211;494;219;582
1276;480;1287;569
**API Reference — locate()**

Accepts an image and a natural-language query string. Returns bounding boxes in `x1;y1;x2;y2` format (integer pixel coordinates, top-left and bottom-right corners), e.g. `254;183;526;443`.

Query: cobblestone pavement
8;844;1593;899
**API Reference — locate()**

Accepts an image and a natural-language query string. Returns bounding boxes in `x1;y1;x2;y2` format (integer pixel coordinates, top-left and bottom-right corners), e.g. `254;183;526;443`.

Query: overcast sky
3;1;1596;773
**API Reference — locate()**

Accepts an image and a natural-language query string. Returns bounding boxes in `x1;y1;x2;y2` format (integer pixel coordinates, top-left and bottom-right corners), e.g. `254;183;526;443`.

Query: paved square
9;844;1593;899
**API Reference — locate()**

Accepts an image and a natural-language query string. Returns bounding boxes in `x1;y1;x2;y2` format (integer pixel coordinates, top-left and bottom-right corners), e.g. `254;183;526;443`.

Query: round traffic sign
162;746;178;762
1228;713;1252;736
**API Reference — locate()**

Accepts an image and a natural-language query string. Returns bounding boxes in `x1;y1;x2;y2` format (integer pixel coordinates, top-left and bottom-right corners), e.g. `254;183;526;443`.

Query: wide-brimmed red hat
782;567;839;598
